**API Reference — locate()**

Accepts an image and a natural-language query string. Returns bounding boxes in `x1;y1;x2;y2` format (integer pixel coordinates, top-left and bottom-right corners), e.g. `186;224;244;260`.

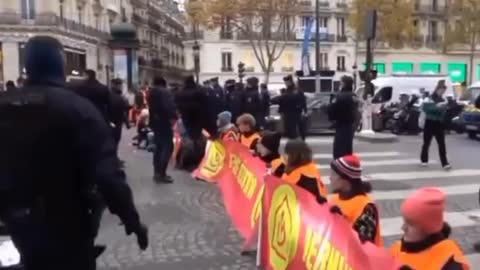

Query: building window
337;17;345;37
319;17;328;28
78;7;83;24
337;56;346;71
221;52;233;72
432;0;438;11
220;17;233;39
21;0;36;20
428;20;438;40
59;1;65;19
320;53;328;69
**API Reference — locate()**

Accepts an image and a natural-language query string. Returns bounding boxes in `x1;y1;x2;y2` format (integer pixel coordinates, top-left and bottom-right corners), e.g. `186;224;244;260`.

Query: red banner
193;140;266;242
217;141;267;244
260;175;401;270
192;140;228;182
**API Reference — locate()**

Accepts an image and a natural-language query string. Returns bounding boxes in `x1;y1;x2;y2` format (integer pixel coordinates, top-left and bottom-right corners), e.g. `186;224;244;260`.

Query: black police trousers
153;126;174;177
283;114;306;140
333;123;355;159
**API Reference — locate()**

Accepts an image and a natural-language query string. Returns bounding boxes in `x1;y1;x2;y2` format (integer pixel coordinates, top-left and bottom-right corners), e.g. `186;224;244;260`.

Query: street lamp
192;41;200;84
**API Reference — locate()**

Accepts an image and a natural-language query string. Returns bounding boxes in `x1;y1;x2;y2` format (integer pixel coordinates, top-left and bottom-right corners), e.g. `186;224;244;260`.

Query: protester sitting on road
255;131;284;177
390;187;469;270
281;139;327;200
328;154;383;247
217;111;239;141
133;108;150;149
237;113;261;150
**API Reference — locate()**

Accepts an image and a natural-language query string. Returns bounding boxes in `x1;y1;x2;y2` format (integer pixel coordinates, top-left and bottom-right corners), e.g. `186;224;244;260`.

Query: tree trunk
263;69;271;84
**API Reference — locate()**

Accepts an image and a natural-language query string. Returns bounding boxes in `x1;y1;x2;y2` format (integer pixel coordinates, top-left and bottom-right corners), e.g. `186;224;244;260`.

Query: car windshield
470;88;480;103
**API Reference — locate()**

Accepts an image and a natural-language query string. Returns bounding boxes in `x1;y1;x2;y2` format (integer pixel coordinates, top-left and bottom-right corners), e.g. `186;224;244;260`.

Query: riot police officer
0;36;148;270
225;80;245;122
278;75;307;140
244;77;261;127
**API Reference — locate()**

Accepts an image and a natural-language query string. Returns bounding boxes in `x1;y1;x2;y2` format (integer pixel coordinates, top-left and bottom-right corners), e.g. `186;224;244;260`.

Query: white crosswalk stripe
315;150;480;261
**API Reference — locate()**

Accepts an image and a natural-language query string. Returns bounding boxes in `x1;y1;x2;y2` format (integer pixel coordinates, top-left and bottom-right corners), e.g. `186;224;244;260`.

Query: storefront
392;62;413;73
420;62;441;74
447;63;467;83
363;62;386;74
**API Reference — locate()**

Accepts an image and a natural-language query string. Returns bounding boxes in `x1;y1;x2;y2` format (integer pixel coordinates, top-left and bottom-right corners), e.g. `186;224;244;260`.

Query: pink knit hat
401;187;446;234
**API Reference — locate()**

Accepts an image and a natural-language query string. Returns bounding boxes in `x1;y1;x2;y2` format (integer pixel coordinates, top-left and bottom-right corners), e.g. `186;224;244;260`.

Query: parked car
453;82;480;139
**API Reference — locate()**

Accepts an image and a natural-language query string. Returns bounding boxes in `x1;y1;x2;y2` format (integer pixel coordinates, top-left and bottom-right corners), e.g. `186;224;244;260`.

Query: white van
356;74;455;109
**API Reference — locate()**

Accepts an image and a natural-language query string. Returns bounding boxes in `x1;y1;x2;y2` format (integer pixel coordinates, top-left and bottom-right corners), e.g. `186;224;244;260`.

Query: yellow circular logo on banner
200;141;226;178
268;184;301;270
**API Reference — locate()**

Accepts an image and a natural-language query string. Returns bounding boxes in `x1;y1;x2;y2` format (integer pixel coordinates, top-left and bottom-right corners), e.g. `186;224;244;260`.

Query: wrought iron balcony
0;13;110;40
185;31;204;40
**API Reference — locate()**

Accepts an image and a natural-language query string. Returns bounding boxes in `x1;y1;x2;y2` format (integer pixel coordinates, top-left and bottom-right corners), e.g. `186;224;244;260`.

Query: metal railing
185;31;204;40
0;13;110;40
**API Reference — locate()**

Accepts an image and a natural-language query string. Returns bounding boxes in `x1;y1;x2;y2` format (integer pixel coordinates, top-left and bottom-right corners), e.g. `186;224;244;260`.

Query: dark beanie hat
246;77;259;86
330;154;362;181
260;131;281;153
25;36;65;84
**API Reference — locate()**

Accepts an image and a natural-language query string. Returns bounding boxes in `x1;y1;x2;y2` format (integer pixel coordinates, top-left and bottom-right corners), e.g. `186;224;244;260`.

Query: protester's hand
330;205;343;216
126;223;149;250
399;265;415;270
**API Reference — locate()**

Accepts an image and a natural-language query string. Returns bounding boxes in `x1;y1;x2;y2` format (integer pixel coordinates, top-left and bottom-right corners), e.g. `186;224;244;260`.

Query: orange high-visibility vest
271;157;285;173
329;193;383;247
390;239;470;270
240;133;261;149
282;162;327;197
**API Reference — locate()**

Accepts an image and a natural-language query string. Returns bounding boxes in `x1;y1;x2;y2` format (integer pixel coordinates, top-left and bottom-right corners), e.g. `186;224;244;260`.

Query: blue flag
301;17;313;75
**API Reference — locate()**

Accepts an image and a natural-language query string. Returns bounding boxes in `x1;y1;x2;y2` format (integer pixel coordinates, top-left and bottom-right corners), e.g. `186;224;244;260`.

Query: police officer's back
70;69;111;123
0;36;148;270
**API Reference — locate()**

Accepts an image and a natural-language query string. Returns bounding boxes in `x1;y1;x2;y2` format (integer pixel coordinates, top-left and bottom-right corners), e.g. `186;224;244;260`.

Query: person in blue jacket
0;36;148;270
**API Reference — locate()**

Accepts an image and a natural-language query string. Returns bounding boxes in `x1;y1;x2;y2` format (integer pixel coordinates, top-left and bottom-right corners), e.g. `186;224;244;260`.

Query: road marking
369;169;480;181
317;158;435;169
372;184;479;201
381;209;480;237
323;169;480;184
313;151;401;159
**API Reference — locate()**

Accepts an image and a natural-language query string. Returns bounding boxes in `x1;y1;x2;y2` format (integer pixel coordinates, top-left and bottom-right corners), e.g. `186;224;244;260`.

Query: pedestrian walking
255;131;285;177
109;78;131;165
281;139;327;200
389;188;469;270
0;36;148;270
70;69;111;123
236;113;261;150
328;75;358;159
225;80;245;122
148;76;177;183
328;154;382;246
278;75;307;140
217;111;239;141
420;80;451;170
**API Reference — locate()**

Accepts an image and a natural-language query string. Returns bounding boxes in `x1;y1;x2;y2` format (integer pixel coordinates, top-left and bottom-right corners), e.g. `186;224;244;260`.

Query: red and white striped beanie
330;154;362;181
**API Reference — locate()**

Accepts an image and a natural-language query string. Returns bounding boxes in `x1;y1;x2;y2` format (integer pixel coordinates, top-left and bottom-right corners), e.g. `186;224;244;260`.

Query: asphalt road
97;131;480;269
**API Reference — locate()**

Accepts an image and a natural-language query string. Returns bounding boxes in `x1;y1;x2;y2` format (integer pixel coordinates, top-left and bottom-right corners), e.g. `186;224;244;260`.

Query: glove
330;205;343;215
316;195;327;204
126;223;149;250
399;266;415;270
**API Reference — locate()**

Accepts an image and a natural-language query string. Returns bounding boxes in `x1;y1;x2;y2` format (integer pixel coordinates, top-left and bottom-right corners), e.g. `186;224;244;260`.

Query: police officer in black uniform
278;75;307;140
0;36;148;270
244;77;261;125
225;80;245;122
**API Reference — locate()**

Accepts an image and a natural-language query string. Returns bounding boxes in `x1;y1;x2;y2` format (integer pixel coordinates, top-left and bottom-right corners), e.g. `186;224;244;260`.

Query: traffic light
238;62;246;81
